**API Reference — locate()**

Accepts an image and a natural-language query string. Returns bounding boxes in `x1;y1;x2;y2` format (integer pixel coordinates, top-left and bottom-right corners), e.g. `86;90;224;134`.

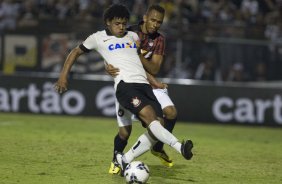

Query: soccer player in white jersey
107;5;177;174
54;4;193;176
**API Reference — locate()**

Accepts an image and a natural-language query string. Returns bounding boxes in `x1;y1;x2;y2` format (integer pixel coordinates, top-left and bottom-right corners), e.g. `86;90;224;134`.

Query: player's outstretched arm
54;46;84;94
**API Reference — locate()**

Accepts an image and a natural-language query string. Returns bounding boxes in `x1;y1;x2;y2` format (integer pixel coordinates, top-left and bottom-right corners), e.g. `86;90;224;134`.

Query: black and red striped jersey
127;22;165;60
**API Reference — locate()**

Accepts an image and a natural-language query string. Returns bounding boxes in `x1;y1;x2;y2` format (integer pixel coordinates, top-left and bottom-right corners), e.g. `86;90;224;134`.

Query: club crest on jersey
131;97;141;107
108;42;137;51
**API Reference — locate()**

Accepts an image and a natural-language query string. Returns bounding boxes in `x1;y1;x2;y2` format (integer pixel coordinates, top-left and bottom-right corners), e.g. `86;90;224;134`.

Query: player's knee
119;131;130;140
163;106;177;119
119;126;132;140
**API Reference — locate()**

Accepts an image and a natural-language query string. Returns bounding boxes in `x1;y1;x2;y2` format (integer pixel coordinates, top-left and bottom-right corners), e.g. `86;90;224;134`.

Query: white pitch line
0;121;20;126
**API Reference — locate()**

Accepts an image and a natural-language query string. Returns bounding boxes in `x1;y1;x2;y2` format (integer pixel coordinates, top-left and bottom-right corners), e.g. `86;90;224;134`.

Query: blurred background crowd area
0;0;282;82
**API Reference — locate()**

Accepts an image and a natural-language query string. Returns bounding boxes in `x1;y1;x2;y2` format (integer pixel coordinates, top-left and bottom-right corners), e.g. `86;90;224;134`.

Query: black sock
153;117;177;152
164;117;177;133
113;133;128;160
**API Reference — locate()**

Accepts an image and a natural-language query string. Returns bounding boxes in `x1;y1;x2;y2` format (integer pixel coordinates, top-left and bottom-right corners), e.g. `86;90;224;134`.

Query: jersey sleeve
154;35;165;56
131;32;140;43
81;33;98;51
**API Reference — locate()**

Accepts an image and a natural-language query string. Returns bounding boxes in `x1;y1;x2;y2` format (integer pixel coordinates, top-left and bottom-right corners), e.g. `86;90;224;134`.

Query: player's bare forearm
146;72;167;89
139;54;163;75
60;47;83;78
54;46;84;93
139;54;158;75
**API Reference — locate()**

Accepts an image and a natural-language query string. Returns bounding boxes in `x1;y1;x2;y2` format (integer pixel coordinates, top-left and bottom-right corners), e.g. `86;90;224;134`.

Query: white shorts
152;88;174;109
115;88;174;127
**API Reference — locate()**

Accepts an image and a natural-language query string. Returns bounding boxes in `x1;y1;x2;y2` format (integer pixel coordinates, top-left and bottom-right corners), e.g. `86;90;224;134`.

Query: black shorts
116;81;163;118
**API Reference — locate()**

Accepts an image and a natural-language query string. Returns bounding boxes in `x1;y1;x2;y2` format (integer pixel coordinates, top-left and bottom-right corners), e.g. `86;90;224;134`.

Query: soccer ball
124;161;150;184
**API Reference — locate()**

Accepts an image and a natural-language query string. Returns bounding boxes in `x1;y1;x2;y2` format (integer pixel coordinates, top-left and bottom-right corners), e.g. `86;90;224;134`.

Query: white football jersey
82;30;148;89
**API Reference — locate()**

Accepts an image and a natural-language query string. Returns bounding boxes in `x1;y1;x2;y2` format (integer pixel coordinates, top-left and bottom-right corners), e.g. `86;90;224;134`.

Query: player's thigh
137;86;164;125
116;81;151;115
116;81;162;124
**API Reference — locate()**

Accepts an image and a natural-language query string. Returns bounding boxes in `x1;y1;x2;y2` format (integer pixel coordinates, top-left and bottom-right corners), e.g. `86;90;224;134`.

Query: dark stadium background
0;0;282;126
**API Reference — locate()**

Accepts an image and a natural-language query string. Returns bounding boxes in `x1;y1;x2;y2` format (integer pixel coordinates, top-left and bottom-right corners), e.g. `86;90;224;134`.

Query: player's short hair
147;4;165;15
103;4;130;23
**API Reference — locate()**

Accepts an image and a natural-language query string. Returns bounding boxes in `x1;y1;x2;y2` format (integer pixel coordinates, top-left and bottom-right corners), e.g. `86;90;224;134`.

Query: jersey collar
105;28;128;37
105;28;113;36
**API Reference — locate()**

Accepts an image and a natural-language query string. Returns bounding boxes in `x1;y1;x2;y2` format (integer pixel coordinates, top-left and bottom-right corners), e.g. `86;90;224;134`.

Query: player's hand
54;79;68;94
136;39;141;48
161;83;168;89
105;64;119;77
152;81;168;89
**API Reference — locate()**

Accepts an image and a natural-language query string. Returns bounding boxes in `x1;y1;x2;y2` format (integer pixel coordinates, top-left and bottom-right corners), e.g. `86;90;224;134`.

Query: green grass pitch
0;113;282;184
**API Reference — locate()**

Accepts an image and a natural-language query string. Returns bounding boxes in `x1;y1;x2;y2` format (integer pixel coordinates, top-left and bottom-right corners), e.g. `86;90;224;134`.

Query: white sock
148;120;181;153
123;132;157;163
171;142;182;154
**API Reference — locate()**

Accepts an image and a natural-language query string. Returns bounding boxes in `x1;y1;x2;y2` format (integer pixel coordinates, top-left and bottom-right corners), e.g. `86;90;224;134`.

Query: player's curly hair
147;4;165;15
103;4;130;24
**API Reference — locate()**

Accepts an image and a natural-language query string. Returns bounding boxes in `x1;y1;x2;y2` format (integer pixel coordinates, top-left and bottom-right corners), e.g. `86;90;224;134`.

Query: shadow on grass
148;164;197;183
